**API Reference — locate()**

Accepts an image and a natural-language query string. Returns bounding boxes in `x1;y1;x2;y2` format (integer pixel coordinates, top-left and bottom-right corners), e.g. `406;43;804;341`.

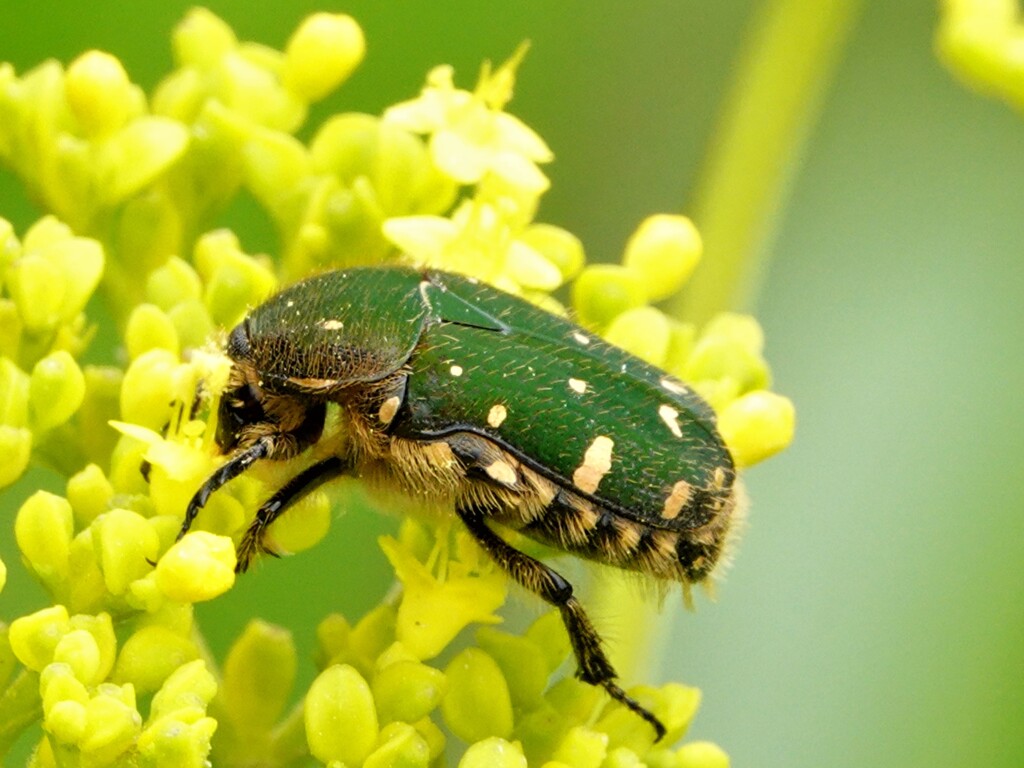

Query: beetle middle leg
456;504;667;741
236;456;349;572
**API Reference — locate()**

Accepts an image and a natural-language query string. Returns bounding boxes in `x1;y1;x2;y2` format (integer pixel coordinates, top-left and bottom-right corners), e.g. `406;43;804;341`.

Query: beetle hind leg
236;456;348;573
456;504;667;742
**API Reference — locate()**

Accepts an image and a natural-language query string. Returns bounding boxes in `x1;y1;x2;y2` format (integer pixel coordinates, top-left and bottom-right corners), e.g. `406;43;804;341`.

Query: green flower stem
268;702;311;766
671;0;864;325
0;669;41;757
601;0;862;684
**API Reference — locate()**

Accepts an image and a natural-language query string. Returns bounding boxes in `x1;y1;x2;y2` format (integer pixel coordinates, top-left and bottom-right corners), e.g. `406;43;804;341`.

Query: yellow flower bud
551;726;609;768
172;8;237;69
66;464;115;527
29;351;86;433
52;630;102;687
146;257;203;310
221;620;297;732
40;662;90;721
520;224;585;281
112;625;200;694
284;13;365;101
0;426;31;487
604;747;646;768
623;214;702;301
442;648;514;743
372;659;448;724
46;699;89;745
93;509;160;596
150;659;218;720
119;349;192;431
676;740;731;768
604;306;672;367
79;687;142;763
65;50;136;136
265;488;331;556
457;737;527;768
6;253;65;332
364;722;432;768
9;605;72;672
125;303;180;359
476;626;550;711
96;118;190;206
717;390;796;468
68;612;117;685
571;265;647;329
15;491;73;591
305;664;379;765
156;532;236;602
0;357;30;427
506;241;563;291
136;714;217;767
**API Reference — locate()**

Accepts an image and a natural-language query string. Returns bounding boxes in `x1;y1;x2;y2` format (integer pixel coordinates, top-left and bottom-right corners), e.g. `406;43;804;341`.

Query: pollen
572;435;614;494
572;331;591;346
487;403;508;428
661;480;692;520
485;459;517;486
450;364;464;377
318;318;344;330
378;395;401;425
568;378;587;394
658;404;683;438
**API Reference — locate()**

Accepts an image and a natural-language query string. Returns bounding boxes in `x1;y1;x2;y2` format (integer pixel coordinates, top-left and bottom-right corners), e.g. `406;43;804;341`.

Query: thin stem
0;669;42;758
602;0;863;685
672;0;864;324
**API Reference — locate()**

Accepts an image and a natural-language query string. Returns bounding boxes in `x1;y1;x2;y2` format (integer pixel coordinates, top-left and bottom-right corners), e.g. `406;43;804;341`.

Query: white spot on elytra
658;404;683;438
568;378;587;394
573;435;614;494
660;376;687;395
378;395;401;425
450;364;463;377
661;480;693;520
318;319;344;331
487;404;508;428
485;460;517;486
572;331;591;346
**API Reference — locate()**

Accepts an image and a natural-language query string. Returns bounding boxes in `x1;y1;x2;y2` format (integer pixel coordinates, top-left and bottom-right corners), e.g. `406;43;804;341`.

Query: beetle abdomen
391;289;736;534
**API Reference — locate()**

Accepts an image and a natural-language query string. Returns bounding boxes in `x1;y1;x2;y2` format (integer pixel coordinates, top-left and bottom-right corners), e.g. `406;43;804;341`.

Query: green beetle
180;265;739;740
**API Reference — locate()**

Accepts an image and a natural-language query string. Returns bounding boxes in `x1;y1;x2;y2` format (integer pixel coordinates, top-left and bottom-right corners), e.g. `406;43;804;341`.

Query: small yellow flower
379;530;507;660
384;50;553;193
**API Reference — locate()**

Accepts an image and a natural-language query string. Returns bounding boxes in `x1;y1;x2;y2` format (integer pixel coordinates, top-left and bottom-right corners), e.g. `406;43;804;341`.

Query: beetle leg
456;504;668;742
178;436;275;540
236;456;349;573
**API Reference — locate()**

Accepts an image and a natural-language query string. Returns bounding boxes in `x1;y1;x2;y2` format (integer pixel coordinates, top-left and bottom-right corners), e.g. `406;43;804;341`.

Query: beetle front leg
237;456;349;573
456;504;668;742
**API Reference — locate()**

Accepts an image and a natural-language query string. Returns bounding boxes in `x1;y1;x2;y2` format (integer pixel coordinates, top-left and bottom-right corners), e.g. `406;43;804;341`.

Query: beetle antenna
177;436;274;540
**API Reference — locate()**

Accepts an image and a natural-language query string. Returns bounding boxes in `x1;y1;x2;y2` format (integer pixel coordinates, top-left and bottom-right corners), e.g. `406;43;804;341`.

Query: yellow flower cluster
0;7;795;766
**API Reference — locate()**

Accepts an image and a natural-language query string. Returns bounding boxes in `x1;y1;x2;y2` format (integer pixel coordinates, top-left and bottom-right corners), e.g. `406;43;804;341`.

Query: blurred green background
2;2;1023;766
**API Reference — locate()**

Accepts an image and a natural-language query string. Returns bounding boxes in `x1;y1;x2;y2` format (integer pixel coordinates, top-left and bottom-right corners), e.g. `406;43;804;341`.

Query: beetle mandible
179;265;739;740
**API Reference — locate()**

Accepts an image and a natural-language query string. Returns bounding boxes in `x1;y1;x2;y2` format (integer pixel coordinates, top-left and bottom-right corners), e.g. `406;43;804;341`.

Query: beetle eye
216;382;265;451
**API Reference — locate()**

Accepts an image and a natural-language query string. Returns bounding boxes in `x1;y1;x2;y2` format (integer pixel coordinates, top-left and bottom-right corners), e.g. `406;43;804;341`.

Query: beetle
178;265;738;740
